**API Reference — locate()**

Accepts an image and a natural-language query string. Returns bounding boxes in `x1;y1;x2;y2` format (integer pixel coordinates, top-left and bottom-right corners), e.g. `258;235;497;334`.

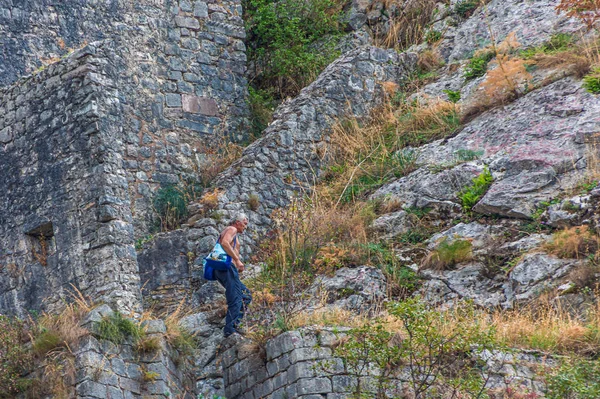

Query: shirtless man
214;213;252;337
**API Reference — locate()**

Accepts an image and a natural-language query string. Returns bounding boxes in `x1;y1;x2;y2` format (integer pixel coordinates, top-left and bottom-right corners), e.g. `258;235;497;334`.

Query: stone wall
220;328;553;399
25;304;195;399
0;42;141;316
0;0;249;236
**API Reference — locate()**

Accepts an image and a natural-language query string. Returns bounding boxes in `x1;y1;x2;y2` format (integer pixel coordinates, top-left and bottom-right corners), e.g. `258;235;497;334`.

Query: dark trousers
214;265;252;336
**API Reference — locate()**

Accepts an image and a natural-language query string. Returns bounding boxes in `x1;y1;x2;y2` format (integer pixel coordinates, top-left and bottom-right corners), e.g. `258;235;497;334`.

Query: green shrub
458;166;493;212
443;89;461;103
95;312;144;345
334;298;497;398
583;67;600;94
454;0;480;18
244;0;343;99
464;51;495;80
0;316;33;397
547;358;600;399
153;184;197;231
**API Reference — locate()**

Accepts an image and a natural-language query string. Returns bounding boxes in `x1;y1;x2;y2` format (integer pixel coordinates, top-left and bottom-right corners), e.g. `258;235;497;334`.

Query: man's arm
220;226;244;271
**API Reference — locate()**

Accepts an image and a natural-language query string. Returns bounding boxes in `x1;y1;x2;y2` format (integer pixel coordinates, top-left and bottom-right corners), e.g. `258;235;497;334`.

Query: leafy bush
458;167;493;212
153;183;200;231
244;0;343;99
443;89;461;103
334;298;497;398
455;148;483;162
95;312;144;345
454;0;480;18
547;358;600;399
464;51;495;80
0;316;33;397
583;67;600;94
421;238;473;270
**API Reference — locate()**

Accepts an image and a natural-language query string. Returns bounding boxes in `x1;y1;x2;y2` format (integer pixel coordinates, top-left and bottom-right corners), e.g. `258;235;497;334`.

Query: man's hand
234;259;245;272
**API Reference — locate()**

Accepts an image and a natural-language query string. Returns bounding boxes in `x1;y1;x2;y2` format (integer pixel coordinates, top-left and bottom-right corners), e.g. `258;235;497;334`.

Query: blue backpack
203;235;237;280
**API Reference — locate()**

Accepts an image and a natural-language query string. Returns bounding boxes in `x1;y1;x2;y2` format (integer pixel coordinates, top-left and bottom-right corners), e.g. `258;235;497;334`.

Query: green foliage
95;312;144;345
425;30;443;44
244;0;343;99
464;51;495;80
424;238;473;270
153;183;200;231
334;298;497;398
443;89;461;103
547;358;600;399
0;316;33;397
247;86;275;139
521;33;575;59
583;67;600;94
397;229;431;245
458;167;493;212
135;234;155;251
454;0;480;18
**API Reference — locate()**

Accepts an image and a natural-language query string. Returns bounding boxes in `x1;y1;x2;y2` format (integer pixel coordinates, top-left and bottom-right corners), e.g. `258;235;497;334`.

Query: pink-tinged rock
182;95;219;115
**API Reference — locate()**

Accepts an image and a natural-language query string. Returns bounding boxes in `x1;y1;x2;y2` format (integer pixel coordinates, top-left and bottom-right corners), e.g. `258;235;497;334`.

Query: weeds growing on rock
556;0;600;30
543;225;600;259
458;167;493;212
95;311;144;345
421;237;473;270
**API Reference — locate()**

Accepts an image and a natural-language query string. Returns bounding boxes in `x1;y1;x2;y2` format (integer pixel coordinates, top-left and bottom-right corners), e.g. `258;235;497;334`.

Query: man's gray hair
230;212;249;225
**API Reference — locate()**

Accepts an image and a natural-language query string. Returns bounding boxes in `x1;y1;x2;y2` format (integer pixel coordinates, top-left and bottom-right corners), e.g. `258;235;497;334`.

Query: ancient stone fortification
1;0;249;236
0;0;248;316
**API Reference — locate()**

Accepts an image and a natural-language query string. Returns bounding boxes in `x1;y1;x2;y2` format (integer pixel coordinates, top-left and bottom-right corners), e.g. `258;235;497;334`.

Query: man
214;213;252;337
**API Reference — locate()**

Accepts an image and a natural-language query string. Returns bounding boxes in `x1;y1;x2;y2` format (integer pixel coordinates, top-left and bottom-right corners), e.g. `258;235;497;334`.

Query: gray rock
310;266;387;310
371;210;413;238
505;253;578;305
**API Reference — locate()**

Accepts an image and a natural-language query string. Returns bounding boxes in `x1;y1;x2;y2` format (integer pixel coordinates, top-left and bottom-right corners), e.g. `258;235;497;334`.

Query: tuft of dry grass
195;136;244;187
543;225;600;259
374;0;438;50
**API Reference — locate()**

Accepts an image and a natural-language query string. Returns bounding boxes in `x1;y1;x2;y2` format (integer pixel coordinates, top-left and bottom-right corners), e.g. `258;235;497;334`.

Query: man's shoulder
221;225;237;237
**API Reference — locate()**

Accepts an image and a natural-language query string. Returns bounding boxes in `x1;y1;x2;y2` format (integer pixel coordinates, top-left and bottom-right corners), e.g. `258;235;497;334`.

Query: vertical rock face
0;0;250;236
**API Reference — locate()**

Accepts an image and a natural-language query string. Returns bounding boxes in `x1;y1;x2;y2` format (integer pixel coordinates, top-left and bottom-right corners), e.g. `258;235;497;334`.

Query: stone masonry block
76;380;108;398
175;16;200;29
221;346;238;369
332;375;358;393
266;331;303;361
165;93;182;107
225;381;242;398
297;377;332;395
290;347;332;364
288;361;317;382
272;370;288;391
267;360;279;377
252;378;274;399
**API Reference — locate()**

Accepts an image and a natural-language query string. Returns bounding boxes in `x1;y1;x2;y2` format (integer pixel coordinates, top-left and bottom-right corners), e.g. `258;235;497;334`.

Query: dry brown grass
374;0;438;50
198;188;222;212
195;136;243;187
420;238;474;271
488;299;600;355
543;225;600;259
